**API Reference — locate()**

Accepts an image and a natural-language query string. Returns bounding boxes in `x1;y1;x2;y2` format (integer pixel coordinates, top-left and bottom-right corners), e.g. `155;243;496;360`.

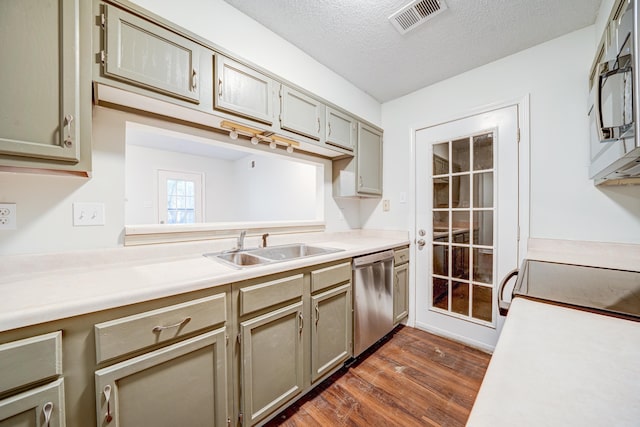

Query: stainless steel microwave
588;0;640;185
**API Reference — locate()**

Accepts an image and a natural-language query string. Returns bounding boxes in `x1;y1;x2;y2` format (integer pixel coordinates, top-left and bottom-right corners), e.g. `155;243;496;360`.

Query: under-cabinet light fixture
219;120;299;154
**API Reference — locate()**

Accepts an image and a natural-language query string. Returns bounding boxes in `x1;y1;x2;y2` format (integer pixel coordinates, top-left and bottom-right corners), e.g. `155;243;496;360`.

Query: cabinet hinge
227;417;231;427
517;128;521;143
225;334;229;346
517;225;520;241
238;412;244;425
100;50;106;66
100;12;106;29
236;333;241;344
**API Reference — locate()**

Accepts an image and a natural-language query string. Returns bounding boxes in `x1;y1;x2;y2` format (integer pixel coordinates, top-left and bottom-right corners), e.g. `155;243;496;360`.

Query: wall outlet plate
0;203;17;229
383;199;390;212
73;202;105;226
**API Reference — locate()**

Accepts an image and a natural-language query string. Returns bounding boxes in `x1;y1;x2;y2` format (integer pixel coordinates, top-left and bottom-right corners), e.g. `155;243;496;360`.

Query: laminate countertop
0;230;409;333
467;297;640;426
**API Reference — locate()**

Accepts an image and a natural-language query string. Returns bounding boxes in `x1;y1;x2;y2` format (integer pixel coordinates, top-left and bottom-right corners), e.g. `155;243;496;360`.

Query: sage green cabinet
393;247;410;324
102;5;201;103
214;55;275;125
239;302;304;426
356;123;383;195
0;0;91;172
325;107;356;151
0;379;66;427
280;86;323;140
310;283;352;382
95;328;229;427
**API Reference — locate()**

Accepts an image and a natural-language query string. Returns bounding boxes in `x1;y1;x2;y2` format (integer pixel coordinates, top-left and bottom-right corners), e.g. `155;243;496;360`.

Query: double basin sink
204;243;344;268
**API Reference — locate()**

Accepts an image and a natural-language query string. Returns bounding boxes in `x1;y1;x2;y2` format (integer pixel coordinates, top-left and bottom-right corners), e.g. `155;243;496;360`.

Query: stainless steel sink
204;251;272;268
204;243;343;268
250;244;343;261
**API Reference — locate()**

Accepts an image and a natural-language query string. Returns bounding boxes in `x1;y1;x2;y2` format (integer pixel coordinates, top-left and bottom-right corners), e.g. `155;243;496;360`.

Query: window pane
473;210;493;246
186;195;195;209
473;172;493;208
452;246;469;280
433;142;449;175
433;244;449;276
176;196;186;209
167;180;177;197
473;133;493;170
452;281;469;315
433;277;448;310
176;181;185;196
472;285;493;322
433;211;449;242
452;211;470;244
452;138;470;172
433;178;449;208
452;174;470;208
185;180;195;196
473;248;493;284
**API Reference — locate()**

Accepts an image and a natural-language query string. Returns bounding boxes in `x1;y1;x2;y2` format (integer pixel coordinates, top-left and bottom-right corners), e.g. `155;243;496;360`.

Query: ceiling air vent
389;0;448;35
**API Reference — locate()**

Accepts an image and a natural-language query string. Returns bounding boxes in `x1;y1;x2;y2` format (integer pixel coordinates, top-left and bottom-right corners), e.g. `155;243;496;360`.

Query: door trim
407;95;531;340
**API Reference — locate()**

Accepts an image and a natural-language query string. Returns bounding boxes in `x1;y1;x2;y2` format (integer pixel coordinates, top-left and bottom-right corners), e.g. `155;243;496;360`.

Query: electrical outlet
0;203;17;230
73;202;105;226
383;199;390;212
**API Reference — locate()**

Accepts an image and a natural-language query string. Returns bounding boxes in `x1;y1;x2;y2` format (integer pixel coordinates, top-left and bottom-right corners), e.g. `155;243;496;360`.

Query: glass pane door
431;131;495;324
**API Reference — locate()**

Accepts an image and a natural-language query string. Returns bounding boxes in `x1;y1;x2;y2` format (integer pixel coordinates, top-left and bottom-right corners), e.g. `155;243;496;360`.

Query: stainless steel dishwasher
352;250;395;357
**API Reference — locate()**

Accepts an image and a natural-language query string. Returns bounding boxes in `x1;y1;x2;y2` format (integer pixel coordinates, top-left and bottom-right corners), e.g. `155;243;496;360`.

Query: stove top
513;260;640;320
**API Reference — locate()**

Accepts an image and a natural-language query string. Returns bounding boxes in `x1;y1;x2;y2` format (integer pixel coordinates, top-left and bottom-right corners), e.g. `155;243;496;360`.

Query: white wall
376;25;640;244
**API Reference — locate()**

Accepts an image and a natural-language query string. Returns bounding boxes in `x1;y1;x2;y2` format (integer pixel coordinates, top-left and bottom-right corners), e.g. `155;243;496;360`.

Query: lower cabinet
0;331;65;426
95;328;228;427
393;247;410;324
240;302;304;426
310;283;352;382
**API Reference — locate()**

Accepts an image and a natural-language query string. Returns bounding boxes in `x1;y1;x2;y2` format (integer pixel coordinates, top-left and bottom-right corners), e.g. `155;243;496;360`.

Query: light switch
383;200;390;212
73;202;105;226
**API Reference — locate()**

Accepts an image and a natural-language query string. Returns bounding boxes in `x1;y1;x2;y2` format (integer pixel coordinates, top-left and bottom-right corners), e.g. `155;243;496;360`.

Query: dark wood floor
265;325;491;427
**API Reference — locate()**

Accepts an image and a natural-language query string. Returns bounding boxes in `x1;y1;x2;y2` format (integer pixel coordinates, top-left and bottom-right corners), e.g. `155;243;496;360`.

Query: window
158;170;204;224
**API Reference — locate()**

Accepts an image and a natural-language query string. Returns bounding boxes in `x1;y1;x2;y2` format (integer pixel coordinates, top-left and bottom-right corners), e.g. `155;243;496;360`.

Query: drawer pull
298;312;304;333
43;401;53;427
103;385;113;423
315;305;320;325
152;317;192;334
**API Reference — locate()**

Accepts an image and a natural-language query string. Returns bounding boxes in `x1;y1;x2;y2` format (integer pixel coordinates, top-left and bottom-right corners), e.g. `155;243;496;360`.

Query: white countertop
467;297;640;426
0;230;409;333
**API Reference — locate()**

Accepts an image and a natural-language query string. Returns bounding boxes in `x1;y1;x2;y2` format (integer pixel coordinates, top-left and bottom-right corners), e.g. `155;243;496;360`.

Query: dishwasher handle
352;250;395;269
498;269;520;316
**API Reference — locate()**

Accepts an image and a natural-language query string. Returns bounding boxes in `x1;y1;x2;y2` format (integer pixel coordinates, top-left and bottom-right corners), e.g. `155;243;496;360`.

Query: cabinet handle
63;114;74;147
191;69;198;90
359;175;363;188
298;312;304;333
43;402;53;427
218;78;223;98
315;304;320;325
317;117;320;133
103;385;113;423
152;316;191;333
327;122;332;137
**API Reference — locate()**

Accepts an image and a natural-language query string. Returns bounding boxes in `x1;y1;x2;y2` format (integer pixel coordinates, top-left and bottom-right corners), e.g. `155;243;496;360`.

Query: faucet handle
261;233;270;248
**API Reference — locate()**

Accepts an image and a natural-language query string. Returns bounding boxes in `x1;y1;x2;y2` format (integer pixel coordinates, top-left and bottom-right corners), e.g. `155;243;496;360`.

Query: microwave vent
389;0;448;35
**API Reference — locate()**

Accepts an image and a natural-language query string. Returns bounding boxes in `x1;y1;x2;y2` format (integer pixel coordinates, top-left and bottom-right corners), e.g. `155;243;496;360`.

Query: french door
415;105;520;349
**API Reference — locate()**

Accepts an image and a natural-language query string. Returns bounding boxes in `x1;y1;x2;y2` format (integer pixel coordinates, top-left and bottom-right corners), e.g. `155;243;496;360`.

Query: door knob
416;239;426;248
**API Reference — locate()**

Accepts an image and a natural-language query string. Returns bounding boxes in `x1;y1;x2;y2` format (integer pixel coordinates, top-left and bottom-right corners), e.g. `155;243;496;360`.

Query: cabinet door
394;263;410;324
325;107;356;151
311;284;352;382
0;379;65;427
240;302;304;426
95;328;228;427
0;0;80;162
356;123;383;195
280;86;323;140
103;5;200;103
215;55;274;124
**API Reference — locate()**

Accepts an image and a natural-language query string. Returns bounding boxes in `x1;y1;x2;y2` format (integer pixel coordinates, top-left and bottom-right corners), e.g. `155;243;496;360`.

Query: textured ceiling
223;0;602;102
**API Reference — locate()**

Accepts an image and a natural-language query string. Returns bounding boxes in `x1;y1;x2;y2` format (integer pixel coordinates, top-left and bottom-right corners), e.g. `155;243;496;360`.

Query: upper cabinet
356;123;383;195
325;107;356;151
102;5;201;103
280;86;323;140
0;0;91;173
214;54;275;125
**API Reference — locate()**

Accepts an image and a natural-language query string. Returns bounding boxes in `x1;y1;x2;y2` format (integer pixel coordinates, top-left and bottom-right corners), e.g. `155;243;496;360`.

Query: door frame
406;95;530;350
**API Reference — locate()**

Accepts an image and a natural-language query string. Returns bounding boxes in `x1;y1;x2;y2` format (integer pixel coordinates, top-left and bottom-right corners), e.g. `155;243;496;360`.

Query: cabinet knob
63;114;74;147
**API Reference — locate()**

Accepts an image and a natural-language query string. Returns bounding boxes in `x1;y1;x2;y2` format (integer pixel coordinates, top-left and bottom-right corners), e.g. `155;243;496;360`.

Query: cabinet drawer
239;274;303;317
394;247;410;265
0;331;62;395
311;262;351;293
95;293;226;363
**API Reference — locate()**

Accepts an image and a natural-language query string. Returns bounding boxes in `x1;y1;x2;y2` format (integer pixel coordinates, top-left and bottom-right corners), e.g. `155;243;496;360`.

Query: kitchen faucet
236;230;247;251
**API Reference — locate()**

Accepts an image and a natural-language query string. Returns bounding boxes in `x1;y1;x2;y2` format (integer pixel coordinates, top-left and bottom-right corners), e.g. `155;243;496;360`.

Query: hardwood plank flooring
265;325;491;427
